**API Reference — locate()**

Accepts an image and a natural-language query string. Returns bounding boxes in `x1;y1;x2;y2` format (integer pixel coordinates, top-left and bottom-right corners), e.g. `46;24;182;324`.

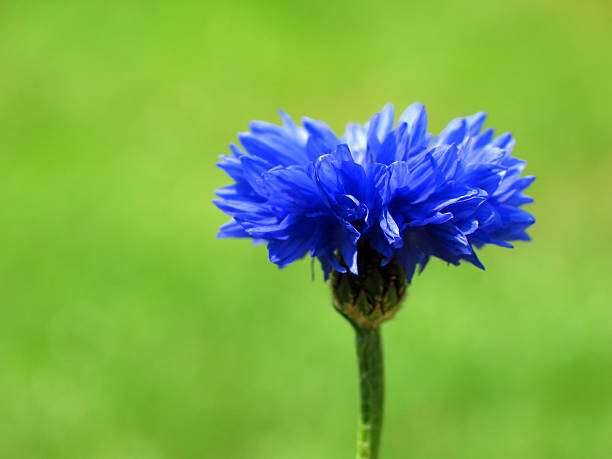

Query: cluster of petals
214;103;535;281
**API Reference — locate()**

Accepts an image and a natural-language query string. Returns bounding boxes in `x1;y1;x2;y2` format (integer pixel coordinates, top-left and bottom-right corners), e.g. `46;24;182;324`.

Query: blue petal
465;112;487;136
343;122;368;163
238;132;299;166
397;102;428;154
492;132;513;149
268;237;313;267
434;118;468;147
218;220;250;239
431;144;459;182
379;209;402;245
461;164;507;195
302;117;341;159
376;123;407;165
368;104;395;144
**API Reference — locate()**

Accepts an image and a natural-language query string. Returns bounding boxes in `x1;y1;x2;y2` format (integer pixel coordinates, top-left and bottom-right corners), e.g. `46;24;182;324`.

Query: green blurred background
1;1;611;458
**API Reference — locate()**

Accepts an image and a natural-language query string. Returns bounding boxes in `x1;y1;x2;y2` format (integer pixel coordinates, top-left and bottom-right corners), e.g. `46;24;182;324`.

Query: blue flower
214;104;535;282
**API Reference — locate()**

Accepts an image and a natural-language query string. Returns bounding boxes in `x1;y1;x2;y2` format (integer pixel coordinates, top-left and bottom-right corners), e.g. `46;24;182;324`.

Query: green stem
355;326;384;459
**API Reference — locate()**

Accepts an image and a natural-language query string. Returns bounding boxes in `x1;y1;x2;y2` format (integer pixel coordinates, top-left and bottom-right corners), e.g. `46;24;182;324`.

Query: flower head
214;103;535;282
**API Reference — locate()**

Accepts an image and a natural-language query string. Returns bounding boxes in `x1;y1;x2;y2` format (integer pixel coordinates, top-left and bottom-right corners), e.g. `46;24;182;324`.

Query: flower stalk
355;325;384;459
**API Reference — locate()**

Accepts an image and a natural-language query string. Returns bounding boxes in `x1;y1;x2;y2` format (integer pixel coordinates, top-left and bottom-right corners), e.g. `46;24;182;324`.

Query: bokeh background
2;1;611;458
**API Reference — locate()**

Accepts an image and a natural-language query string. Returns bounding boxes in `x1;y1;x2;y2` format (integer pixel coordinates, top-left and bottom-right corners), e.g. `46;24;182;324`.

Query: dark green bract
332;244;407;329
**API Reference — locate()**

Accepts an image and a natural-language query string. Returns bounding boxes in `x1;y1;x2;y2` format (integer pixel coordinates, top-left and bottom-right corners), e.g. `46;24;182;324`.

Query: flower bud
331;245;407;329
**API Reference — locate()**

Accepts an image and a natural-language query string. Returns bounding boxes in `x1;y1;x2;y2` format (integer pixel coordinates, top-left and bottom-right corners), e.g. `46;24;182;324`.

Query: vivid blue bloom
214;104;535;282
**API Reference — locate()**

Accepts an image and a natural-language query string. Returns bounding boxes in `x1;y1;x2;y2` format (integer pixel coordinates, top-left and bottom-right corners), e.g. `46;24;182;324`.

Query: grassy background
1;0;611;458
